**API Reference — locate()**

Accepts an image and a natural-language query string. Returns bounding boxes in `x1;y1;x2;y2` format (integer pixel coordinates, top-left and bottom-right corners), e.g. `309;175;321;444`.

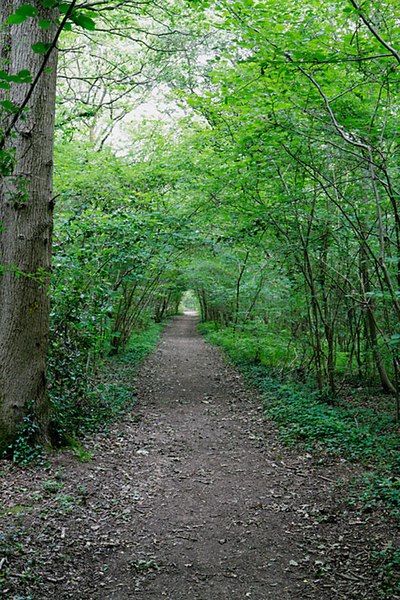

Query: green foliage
151;0;400;403
71;443;93;463
38;19;52;29
4;0;97;31
199;322;295;371
49;322;163;442
7;14;30;25
260;379;399;466
6;4;39;25
3;0;400;481
70;13;96;31
0;100;19;113
15;5;38;18
3;407;42;465
121;324;166;364
31;42;51;54
372;545;400;596
42;479;64;494
46;140;190;446
201;324;400;517
359;472;400;518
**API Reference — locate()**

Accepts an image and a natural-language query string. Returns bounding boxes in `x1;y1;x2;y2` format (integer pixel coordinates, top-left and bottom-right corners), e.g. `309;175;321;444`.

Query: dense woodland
0;0;399;516
0;1;400;595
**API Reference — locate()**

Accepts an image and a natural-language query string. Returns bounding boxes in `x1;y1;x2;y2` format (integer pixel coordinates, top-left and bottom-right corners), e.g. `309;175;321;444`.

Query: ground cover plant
200;321;400;593
1;1;400;596
6;322;164;464
200;321;400;516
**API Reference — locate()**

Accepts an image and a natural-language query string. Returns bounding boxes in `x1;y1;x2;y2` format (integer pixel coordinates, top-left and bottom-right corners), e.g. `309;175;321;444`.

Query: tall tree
0;1;62;450
0;0;202;451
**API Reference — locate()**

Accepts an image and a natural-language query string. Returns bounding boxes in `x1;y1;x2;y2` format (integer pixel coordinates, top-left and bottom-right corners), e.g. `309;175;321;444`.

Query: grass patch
198;322;295;370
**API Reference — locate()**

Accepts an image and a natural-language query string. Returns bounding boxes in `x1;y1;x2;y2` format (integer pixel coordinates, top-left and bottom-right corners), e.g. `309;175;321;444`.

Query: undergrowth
51;321;163;443
6;322;163;464
372;545;400;596
4;406;43;466
201;321;400;594
200;322;400;519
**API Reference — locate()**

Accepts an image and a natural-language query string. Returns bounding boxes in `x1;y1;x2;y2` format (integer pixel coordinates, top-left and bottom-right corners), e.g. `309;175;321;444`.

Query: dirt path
1;314;398;599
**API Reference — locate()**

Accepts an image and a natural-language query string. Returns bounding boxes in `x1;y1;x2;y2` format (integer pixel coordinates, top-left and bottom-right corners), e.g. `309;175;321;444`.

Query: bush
49;322;163;443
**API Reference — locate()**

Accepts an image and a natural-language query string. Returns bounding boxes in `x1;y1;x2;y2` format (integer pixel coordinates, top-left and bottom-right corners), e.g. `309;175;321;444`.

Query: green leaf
0;70;29;84
388;334;400;348
0;100;18;113
0;82;11;90
6;14;27;25
39;19;53;29
9;70;33;83
71;14;96;30
32;42;51;54
63;22;72;31
16;4;38;17
40;0;58;6
59;3;71;14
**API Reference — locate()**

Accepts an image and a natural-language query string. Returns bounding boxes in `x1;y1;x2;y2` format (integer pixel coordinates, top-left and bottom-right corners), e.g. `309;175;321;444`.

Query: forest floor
1;313;399;599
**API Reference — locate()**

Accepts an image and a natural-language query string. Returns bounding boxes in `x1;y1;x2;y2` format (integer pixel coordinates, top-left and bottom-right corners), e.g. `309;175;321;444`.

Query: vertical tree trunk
320;222;336;397
234;250;249;329
0;1;58;450
359;230;396;394
302;250;324;392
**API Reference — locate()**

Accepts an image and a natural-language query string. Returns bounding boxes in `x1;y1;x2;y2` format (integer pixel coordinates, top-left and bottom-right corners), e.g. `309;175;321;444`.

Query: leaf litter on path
1;314;399;599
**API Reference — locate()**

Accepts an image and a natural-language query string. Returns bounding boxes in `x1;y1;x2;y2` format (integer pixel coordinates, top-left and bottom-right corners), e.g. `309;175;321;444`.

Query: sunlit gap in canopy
180;290;199;316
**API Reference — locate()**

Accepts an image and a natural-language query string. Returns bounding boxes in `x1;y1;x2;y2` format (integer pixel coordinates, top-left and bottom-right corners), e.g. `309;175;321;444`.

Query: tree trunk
0;1;59;450
359;226;396;394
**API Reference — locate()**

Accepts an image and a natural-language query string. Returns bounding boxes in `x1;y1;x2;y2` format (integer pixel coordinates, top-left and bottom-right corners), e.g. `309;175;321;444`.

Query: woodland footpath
1;314;399;599
0;0;400;596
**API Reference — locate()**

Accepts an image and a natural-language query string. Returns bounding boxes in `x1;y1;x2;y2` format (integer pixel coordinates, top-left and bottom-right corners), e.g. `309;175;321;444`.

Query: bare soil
1;314;398;599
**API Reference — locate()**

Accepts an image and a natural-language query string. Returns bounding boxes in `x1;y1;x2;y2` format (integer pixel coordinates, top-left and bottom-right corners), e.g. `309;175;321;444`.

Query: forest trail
1;314;395;599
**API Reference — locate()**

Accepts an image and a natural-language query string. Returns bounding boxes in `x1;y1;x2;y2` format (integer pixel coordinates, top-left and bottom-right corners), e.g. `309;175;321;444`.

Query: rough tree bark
0;1;59;450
